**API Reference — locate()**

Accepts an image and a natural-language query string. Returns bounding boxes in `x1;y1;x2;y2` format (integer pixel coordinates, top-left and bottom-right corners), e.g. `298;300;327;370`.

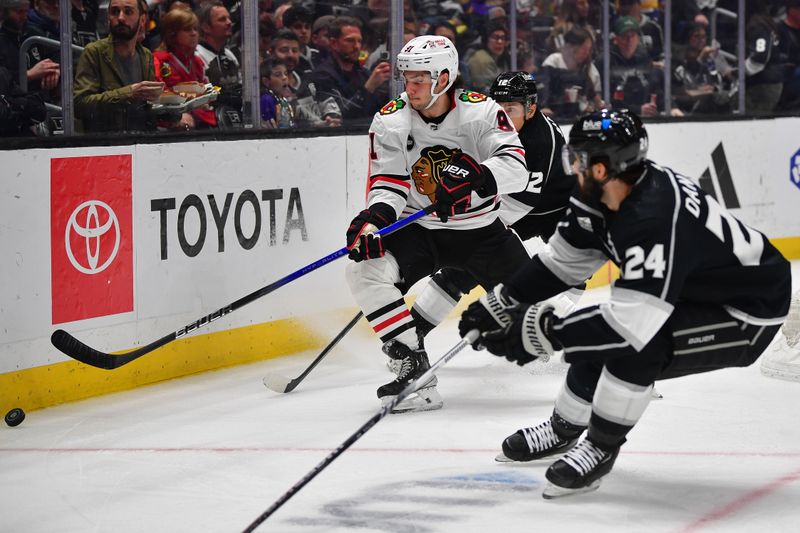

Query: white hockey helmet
396;35;459;109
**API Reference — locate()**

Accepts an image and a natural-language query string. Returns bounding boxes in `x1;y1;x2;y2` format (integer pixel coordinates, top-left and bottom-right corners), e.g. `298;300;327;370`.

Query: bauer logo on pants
50;155;134;324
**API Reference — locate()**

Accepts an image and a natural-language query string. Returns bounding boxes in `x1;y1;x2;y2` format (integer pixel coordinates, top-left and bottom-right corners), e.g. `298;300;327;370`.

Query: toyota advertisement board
1;118;799;377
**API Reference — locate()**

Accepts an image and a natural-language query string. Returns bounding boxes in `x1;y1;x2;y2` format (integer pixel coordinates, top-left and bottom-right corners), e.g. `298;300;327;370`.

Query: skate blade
542;479;601;499
382;387;443;414
494;453;515;463
651;387;663;399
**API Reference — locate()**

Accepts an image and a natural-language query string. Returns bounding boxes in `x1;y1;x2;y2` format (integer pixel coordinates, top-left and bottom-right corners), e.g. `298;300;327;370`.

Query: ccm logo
442;164;469;177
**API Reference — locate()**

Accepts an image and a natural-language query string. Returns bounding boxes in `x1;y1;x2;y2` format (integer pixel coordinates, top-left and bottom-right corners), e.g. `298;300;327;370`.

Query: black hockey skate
495;414;583;463
378;340;442;413
542;438;622;499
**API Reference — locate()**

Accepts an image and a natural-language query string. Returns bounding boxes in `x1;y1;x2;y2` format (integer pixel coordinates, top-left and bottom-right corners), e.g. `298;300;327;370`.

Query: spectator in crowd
143;0;196;50
74;0;164;133
257;18;276;63
273;2;290;29
282;5;318;68
744;2;783;114
196;1;241;109
72;0;99;46
778;0;800;110
0;63;46;136
607;15;663;117
671;0;710;40
153;8;216;129
617;0;663;63
546;0;594;54
310;14;334;63
0;0;59;92
313;16;390;122
24;0;62;99
538;25;603;120
268;27;341;128
672;22;735;115
432;19;457;45
467;18;510;93
259;57;293;128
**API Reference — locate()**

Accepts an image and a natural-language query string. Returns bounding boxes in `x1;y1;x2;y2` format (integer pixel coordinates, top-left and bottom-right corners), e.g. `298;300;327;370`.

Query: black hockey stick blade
263;311;364;393
51;329;176;370
242;330;479;532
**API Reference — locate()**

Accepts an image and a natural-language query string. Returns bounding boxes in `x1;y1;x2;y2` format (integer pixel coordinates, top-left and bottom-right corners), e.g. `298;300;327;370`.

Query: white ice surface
2;265;800;533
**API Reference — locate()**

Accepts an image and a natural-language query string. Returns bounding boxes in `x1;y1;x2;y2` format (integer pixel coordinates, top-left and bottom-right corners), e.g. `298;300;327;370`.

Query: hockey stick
51;207;436;370
241;329;479;533
262;311;363;393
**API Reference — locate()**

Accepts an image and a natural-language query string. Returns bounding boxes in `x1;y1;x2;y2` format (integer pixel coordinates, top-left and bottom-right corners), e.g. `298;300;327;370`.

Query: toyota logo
64;200;121;274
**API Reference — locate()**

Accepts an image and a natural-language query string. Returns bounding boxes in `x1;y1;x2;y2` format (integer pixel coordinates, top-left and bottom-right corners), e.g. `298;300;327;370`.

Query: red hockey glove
346;203;396;262
434;152;487;223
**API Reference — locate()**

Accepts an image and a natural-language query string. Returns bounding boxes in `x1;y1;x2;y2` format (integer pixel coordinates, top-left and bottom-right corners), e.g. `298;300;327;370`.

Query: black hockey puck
5;408;25;427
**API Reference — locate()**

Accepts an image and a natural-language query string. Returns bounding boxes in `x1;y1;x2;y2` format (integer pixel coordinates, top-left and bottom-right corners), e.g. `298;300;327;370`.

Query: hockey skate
378;340;442;413
495;414;582;463
542;438;622;499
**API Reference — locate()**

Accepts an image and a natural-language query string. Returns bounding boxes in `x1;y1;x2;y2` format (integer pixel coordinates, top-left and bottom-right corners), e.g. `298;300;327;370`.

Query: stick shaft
241;330;478;532
52;207;434;369
282;311;363;393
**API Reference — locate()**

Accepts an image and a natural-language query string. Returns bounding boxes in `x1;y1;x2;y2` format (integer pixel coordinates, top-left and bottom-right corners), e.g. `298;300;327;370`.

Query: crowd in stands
1;0;800;137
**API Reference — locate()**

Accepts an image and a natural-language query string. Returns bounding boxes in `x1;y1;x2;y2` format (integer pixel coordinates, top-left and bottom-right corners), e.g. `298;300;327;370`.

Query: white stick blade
263;374;292;393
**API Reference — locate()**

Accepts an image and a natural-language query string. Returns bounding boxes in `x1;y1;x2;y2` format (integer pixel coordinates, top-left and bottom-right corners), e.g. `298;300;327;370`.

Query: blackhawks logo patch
159;62;173;79
379;97;406;115
411;145;460;202
458;91;487;103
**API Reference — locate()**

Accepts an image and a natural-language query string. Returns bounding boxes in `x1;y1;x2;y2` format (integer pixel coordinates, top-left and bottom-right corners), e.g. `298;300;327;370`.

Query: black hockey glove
458;284;519;350
482;302;561;366
346;203;396;262
434;152;487;223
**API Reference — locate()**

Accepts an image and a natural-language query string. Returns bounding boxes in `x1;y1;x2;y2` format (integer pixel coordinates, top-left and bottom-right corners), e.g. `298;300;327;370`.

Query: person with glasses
467;19;510;93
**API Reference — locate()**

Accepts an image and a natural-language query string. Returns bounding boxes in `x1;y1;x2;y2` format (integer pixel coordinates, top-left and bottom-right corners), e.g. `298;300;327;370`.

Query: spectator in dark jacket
778;0;800;110
744;2;783;113
0;0;59;91
312;16;390;122
0;63;46;136
606;16;662;117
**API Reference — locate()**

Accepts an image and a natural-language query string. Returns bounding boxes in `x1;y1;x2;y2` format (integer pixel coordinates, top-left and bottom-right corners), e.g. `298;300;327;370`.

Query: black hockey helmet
489;71;538;106
564;109;648;177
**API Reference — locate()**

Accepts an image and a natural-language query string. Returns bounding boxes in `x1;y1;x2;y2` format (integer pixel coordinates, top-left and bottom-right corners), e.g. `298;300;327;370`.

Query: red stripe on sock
373;309;411;333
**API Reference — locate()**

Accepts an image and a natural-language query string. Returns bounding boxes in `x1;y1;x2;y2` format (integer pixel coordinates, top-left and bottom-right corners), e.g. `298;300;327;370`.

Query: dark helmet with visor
489;71;538;107
563;109;648;178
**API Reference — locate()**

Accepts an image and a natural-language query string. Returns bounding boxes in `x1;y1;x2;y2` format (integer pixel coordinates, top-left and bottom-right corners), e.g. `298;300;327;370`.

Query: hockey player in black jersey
459;109;792;498
411;71;580;340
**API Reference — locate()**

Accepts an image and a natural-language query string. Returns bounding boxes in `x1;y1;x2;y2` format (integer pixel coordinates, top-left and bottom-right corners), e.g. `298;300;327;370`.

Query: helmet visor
562;145;590;176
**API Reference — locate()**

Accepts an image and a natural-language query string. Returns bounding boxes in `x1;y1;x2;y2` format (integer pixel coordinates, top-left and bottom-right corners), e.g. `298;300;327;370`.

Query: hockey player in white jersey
459;109;791;498
345;36;530;413
410;71;581;339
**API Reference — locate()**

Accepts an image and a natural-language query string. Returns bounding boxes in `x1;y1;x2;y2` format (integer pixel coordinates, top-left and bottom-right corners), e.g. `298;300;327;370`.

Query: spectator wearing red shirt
154;8;216;129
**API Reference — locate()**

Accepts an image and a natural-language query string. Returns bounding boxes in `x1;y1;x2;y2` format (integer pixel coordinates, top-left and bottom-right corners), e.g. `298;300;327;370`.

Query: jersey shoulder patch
379;97;407;115
457;90;488;103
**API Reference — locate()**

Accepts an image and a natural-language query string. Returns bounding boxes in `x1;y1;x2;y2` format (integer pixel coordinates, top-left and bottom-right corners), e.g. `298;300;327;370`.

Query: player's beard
111;22;138;43
578;171;605;205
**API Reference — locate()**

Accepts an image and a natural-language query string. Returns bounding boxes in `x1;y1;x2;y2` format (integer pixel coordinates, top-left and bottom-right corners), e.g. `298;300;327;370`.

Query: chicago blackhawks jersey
506;161;791;361
367;89;528;230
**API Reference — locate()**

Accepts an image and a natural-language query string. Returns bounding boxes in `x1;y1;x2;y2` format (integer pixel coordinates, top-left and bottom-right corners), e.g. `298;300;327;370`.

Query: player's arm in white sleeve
365;117;411;217
474;103;528;195
505;205;609;305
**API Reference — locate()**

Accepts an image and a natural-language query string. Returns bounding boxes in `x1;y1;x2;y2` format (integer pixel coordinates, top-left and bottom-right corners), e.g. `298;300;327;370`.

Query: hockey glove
434;152;487;223
346;203;396;262
481;302;561;366
458;284;519;350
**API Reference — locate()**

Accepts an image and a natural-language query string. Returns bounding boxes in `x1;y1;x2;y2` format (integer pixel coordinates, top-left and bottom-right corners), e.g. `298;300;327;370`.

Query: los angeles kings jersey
506;161;791;361
367;89;528;230
499;110;575;226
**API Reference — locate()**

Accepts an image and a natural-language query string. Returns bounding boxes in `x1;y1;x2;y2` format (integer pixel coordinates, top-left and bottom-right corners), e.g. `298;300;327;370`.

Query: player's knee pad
345;253;401;292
